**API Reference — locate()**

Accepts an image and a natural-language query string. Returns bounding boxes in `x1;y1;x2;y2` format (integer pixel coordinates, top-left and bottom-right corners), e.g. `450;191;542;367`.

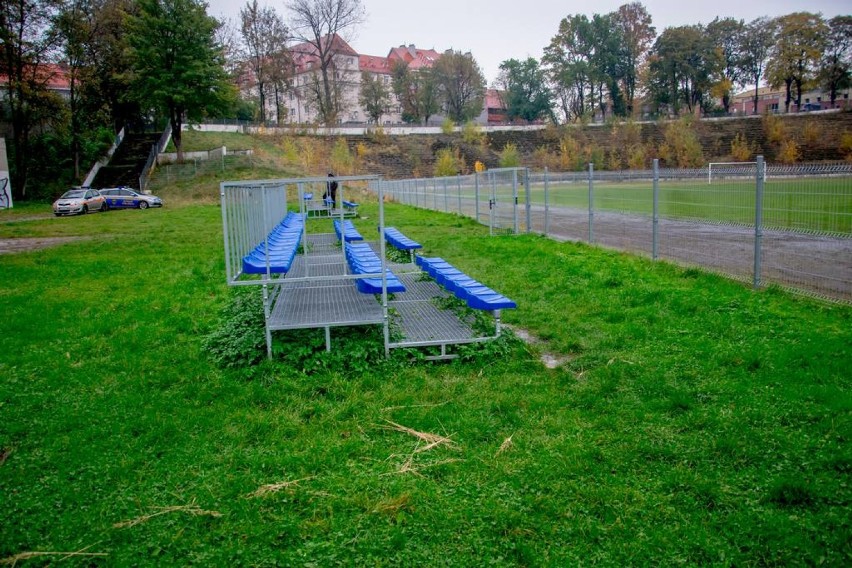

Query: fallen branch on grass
247;476;315;498
382;420;455;452
113;501;222;529
2;546;107;565
495;434;515;457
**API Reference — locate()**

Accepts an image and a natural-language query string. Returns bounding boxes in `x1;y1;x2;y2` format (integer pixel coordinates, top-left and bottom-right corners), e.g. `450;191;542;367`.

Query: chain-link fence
147;153;258;191
373;159;852;304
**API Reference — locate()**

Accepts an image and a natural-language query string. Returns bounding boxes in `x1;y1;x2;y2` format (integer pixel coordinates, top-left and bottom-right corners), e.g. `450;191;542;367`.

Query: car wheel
101;202;109;212
54;213;61;217
82;205;88;214
138;201;149;210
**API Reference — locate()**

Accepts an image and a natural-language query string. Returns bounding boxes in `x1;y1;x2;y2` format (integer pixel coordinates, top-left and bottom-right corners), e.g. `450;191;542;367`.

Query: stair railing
82;126;125;188
139;124;173;192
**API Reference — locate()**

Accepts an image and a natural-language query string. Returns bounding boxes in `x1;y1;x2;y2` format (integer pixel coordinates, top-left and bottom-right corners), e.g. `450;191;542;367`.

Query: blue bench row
383;227;422;251
333;219;364;242
242;212;305;274
416;256;516;311
346;243;406;294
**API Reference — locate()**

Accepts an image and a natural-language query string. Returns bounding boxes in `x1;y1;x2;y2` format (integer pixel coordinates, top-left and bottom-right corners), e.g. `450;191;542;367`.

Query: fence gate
480;167;527;235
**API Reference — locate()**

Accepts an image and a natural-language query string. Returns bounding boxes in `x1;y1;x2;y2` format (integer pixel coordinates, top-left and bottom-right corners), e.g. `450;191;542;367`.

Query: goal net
707;161;767;184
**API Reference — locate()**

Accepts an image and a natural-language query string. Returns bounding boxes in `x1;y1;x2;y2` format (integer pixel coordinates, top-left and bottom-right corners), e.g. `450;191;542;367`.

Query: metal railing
139;124;172;192
372;159;852;303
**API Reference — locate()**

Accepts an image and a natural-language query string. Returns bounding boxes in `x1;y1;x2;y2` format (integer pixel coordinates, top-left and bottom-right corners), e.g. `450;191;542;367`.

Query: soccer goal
707;161;767;184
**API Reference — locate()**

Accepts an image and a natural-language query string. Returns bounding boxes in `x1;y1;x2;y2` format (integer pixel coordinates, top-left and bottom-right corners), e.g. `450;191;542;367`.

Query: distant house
289;38;446;125
0;63;71;101
730;86;852;115
477;89;508;125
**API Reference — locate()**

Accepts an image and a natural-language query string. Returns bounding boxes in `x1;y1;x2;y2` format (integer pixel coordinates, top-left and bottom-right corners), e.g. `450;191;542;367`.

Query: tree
739;17;775;115
819;16;852;108
613;2;655;116
767;12;827;113
0;0;64;199
590;12;624;119
496;58;552;123
707;17;745;113
239;0;289;123
543;14;595;122
358;71;391;124
390;60;439;125
288;0;365;125
432;50;485;123
80;0;140;132
56;0;103;181
649;25;722;116
127;0;235;161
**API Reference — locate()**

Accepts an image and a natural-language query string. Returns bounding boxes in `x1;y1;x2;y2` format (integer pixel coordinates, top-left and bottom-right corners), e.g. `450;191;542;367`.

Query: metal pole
753;155;765;290
443;178;449;212
457;175;462;214
544;167;550;236
262;285;272;359
379;176;390;358
512;169;519;234
652;159;659;260
475;173;480;223
524;167;531;234
588;162;594;243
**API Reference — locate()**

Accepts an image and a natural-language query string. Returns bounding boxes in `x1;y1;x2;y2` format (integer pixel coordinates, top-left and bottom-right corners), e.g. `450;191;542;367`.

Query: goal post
708;161;767;184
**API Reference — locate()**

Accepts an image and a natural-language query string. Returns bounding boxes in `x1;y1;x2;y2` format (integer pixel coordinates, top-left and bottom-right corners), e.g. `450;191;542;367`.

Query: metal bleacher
220;175;514;360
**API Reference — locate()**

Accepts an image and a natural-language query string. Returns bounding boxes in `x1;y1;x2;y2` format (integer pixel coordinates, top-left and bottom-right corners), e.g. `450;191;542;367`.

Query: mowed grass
0;194;850;565
445;176;852;234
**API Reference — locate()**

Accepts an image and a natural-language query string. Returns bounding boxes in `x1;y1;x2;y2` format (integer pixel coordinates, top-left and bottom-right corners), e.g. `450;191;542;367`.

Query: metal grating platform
265;233;496;350
269;280;383;330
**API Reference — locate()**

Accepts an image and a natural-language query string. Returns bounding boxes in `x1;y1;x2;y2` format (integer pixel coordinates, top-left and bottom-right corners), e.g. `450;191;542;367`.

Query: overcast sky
206;0;851;86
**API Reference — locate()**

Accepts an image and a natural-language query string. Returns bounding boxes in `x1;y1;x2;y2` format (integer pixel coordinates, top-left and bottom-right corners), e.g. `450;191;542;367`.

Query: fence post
512;169;519;234
524;167;531;234
588;162;594;243
457;175;462;214
443;178;449;212
544;167;550;236
652;159;659;260
475;173;480;224
753;155;765;290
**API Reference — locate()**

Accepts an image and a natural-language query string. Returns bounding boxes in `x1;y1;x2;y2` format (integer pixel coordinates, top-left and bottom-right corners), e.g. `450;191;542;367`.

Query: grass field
2;178;850;565
395;176;852;234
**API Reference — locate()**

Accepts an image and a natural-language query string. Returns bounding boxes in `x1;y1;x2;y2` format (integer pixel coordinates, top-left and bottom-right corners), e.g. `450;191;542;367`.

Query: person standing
324;172;338;204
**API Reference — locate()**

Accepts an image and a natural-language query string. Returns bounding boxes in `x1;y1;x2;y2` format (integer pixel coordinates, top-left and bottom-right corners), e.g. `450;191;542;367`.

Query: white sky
205;0;851;86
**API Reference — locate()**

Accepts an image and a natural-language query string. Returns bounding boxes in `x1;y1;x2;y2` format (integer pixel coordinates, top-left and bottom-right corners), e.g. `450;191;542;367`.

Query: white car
53;188;108;216
99;187;163;210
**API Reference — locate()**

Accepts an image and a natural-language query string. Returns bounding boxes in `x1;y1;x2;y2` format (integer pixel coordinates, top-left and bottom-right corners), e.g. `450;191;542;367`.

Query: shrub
330;138;354;174
531;146;560;170
461;120;485;144
841;131;852;162
730;132;755;161
627;145;647;170
434;147;465;176
802;121;822;146
777;139;800;164
281;137;300;164
498;142;521;168
559;136;582;171
658;118;704;168
441;118;455;135
762;114;786;145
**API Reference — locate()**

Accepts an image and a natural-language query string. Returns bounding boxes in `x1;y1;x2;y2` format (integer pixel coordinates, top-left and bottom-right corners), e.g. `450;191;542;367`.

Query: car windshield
61;190;86;199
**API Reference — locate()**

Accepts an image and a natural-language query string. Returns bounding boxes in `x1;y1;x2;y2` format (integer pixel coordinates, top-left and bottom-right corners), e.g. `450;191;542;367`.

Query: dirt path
0;236;88;254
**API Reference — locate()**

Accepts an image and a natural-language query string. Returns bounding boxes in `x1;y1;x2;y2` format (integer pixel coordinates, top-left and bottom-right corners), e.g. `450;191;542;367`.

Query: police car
99;187;163;210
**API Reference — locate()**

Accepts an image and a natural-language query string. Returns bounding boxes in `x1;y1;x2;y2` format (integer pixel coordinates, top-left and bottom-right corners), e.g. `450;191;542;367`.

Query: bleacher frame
220;175;512;360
